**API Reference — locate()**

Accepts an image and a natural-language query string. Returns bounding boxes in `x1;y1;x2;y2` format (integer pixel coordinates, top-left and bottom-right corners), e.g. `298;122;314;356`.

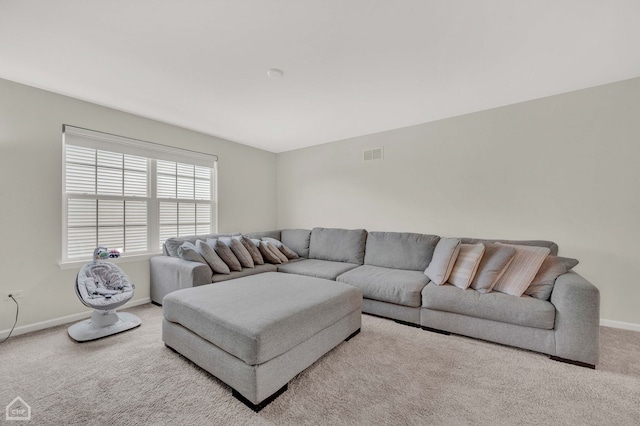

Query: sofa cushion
422;283;556;330
309;227;367;264
460;237;558;256
364;231;440;271
211;263;277;283
281;229;312;258
525;256;579;300
277;259;360;280
493;244;550;296
470;243;516;293
244;230;282;241
447;243;485;289
424;238;461;285
337;265;429;307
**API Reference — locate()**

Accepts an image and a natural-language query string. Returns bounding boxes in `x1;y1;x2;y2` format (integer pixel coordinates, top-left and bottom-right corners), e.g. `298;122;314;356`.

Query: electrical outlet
3;290;24;301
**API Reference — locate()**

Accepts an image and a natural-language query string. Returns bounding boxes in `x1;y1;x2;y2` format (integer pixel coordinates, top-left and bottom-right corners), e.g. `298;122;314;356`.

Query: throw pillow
448;243;485;289
262;237;300;260
230;238;255;269
195;240;230;274
470;243;516;293
177;241;206;264
241;235;264;265
207;238;242;271
525;256;579;300
424;238;461;285
266;242;289;263
492;244;551;297
259;241;282;264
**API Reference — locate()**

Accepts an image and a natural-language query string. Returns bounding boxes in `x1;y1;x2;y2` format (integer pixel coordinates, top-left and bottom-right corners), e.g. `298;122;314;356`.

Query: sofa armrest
550;271;600;366
150;255;212;305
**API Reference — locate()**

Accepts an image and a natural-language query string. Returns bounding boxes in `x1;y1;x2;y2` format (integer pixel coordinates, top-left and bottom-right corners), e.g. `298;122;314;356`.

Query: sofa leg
151;301;162;307
549;355;595;369
345;328;361;341
233;384;288;412
421;326;451;336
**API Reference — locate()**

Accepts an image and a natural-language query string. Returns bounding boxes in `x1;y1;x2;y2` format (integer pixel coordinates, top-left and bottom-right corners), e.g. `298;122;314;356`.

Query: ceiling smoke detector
267;68;284;78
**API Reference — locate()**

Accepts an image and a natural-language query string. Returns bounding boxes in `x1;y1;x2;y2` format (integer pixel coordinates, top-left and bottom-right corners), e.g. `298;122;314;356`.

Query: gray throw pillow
525;256;579;300
424;238;461;285
195;240;230;275
262;237;300;260
259;241;282;264
207;238;242;271
177;241;207;264
230;238;255;269
470;243;516;293
241;235;264;265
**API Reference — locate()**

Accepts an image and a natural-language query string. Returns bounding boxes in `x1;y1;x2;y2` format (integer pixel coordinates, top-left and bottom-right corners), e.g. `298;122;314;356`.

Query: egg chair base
68;310;141;342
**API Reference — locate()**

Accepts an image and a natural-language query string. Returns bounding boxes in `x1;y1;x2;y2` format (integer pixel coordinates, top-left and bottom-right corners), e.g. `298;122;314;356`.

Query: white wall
0;78;277;332
277;77;640;326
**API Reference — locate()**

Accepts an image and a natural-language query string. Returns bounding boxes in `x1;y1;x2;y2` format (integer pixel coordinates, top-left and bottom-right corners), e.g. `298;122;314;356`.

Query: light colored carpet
1;304;639;425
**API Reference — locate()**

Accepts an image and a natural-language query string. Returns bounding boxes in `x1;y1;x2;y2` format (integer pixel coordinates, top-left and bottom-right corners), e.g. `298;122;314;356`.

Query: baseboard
600;318;640;332
0;297;151;338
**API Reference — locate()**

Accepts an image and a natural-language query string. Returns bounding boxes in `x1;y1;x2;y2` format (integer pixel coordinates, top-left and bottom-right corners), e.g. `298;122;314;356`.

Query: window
62;125;217;262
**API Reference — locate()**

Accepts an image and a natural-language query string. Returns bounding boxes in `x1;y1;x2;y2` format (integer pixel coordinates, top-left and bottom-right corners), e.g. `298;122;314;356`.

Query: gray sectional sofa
150;227;600;368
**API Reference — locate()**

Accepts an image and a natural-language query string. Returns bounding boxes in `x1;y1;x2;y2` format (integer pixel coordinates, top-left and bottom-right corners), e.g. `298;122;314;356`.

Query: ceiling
1;1;639;153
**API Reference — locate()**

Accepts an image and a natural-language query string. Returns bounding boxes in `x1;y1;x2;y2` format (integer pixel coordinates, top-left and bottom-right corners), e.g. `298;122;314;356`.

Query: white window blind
63;125;217;262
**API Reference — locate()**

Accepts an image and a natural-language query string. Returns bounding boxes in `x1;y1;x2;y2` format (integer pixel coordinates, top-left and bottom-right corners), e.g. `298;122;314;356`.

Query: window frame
60;125;218;269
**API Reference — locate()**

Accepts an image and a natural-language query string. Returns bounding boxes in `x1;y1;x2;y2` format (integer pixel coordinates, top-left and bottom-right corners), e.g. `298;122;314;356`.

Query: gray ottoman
162;272;362;411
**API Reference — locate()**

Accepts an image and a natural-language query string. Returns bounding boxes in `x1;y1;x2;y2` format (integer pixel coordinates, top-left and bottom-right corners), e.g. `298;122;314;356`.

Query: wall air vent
363;147;383;162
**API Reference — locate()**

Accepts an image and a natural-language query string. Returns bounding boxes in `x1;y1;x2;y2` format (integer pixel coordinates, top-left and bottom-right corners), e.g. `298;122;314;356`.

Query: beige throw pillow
230;238;255;269
195;240;230;274
262;237;300;260
424;238;461;285
241;236;264;265
266;242;289;263
207;238;242;271
448;243;485;289
259;241;282;264
470;243;516;293
492;244;550;296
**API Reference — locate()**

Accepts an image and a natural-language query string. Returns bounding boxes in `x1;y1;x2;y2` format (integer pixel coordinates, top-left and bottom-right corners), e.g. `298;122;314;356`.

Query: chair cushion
337;265;429;307
309;227;367;264
422;283;556;330
364;231;440;271
164;273;362;365
277;259;360;280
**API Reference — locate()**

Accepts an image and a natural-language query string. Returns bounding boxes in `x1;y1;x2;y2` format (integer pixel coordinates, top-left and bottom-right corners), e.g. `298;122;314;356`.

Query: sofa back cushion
244;230;282;241
459;237;558;256
281;229;312;258
309;227;367;264
164;232;241;257
364;231;440;271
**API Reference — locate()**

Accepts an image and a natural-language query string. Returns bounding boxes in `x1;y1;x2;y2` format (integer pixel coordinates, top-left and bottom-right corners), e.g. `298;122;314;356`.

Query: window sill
58;252;162;270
